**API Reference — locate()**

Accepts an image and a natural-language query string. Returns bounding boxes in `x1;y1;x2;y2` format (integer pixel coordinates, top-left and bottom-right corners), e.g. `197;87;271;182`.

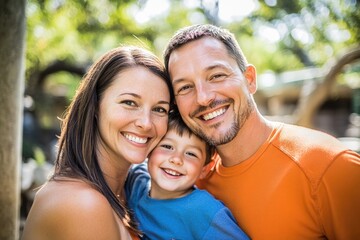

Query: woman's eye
121;100;136;106
153;107;168;115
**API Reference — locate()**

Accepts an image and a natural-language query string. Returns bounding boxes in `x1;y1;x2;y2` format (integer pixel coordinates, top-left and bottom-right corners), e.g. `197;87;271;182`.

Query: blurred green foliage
23;0;359;160
25;0;359;107
33;147;46;166
26;0;359;79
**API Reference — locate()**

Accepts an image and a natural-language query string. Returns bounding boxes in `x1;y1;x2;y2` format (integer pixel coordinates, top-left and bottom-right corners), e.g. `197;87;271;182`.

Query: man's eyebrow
204;62;232;71
172;63;232;85
172;78;185;86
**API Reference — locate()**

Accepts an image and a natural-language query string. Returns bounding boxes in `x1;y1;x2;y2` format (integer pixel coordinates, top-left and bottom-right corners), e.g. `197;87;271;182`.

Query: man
163;24;360;239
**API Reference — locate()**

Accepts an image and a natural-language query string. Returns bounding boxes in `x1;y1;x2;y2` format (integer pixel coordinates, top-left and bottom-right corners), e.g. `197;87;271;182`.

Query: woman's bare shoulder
40;179;107;203
22;179;121;240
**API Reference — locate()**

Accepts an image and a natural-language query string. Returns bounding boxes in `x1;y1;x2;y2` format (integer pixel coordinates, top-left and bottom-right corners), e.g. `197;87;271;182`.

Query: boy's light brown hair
168;108;215;165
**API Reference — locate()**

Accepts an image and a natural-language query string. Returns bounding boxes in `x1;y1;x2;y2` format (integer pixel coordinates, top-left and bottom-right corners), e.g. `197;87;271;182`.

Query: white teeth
202;108;226;121
124;133;148;144
164;168;181;176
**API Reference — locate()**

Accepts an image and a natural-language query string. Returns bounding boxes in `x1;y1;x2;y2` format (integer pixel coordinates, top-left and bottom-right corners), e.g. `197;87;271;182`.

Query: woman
22;46;174;240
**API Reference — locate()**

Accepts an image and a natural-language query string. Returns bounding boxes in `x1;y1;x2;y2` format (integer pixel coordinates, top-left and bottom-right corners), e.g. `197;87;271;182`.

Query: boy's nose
168;156;183;166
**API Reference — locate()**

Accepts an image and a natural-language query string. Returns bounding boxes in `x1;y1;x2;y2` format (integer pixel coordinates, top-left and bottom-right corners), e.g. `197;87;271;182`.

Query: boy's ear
199;160;216;179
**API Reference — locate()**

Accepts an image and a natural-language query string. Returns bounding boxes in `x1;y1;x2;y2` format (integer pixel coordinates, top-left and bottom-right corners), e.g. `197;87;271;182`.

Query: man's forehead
171;37;225;58
168;38;234;79
169;38;224;63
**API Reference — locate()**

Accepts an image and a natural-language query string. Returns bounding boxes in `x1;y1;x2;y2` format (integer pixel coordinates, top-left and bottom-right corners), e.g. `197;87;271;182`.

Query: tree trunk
0;0;26;239
294;46;360;128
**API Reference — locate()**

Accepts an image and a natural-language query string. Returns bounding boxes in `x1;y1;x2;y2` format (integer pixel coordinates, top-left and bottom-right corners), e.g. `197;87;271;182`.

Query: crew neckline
216;122;282;176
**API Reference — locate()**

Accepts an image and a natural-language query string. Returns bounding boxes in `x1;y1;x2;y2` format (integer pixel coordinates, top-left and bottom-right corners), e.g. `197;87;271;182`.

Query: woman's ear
244;65;257;94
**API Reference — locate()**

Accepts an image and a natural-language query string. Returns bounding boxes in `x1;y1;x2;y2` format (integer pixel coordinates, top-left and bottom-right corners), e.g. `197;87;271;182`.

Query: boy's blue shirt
125;163;249;240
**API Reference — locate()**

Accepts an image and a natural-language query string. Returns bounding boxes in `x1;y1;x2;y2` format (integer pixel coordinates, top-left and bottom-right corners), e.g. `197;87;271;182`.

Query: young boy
125;110;249;240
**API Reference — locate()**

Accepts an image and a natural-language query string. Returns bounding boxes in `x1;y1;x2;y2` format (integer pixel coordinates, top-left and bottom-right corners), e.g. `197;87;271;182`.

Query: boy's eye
186;152;198;158
160;144;173;150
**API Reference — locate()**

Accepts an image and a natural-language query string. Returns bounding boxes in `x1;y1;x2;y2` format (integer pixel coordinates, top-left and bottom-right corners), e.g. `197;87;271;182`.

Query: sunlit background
21;0;359;231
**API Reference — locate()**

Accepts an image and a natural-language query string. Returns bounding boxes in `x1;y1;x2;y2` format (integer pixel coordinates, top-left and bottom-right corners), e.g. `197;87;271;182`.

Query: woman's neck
97;152;131;201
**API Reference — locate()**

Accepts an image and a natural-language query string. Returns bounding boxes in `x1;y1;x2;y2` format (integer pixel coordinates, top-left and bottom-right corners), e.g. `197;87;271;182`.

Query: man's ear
244;65;257;94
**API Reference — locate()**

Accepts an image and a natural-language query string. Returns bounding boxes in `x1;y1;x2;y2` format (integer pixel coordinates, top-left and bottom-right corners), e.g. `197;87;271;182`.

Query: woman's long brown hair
52;46;174;234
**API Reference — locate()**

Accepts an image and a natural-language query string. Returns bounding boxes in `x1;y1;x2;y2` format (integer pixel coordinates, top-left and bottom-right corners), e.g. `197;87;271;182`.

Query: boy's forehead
166;128;206;146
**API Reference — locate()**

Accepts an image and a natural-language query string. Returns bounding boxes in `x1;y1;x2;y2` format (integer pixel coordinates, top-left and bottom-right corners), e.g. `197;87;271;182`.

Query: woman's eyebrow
118;92;140;98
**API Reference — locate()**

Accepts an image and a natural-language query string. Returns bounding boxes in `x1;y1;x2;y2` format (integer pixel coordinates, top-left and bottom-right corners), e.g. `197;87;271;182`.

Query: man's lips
201;107;227;121
191;99;232;121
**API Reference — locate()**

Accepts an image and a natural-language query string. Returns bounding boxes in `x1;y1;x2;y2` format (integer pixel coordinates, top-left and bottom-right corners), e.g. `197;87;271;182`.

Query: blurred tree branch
294;45;360;127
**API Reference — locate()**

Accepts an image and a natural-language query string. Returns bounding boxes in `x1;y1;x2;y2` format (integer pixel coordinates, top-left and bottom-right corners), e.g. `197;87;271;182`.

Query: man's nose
196;82;215;106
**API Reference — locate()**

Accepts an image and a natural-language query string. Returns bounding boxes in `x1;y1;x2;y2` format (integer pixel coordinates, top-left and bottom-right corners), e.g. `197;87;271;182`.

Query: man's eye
210;73;226;81
176;85;193;96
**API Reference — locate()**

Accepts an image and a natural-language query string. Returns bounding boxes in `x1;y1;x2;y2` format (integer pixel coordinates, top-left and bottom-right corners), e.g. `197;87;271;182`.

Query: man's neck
216;111;273;167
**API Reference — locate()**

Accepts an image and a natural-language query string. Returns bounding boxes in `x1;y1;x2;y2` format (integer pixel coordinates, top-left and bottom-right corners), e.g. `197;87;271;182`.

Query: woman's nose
134;111;152;131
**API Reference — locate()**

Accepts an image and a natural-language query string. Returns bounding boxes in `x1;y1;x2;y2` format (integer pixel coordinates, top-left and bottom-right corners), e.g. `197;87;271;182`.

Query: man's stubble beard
193;97;255;147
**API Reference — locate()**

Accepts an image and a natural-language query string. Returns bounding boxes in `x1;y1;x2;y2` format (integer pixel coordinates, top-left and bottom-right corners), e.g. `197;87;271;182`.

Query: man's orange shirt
197;123;360;239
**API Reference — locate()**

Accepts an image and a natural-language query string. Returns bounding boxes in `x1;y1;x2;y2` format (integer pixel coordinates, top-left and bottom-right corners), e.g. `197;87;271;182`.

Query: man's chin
201;125;239;146
196;131;229;146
